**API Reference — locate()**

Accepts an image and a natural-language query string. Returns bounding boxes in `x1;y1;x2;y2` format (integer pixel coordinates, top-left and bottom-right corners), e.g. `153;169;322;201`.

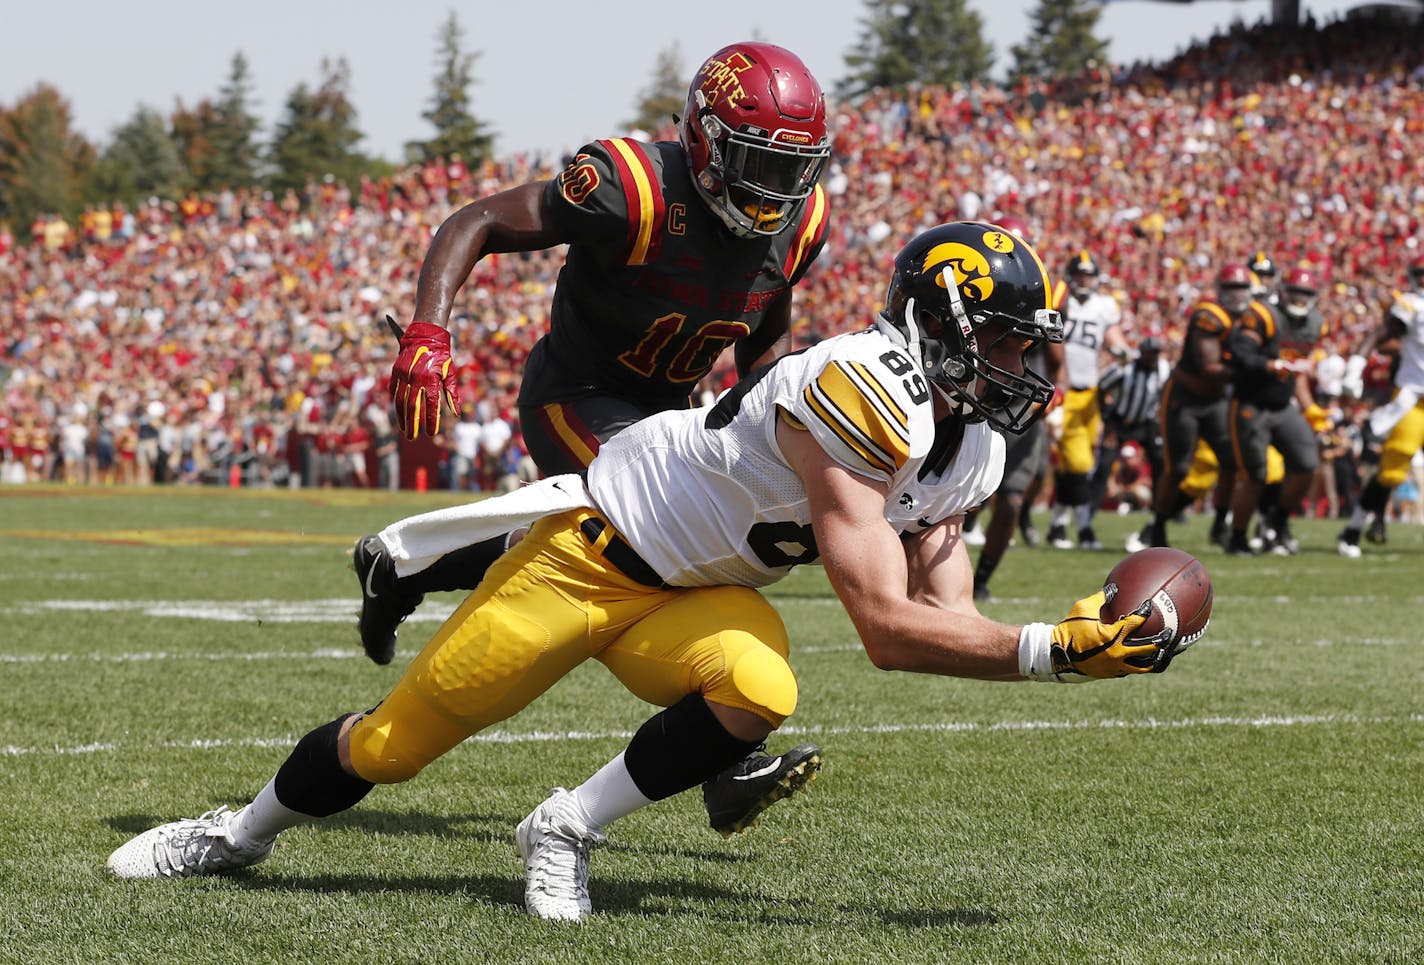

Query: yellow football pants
1057;388;1101;476
1378;397;1424;488
1179;439;1284;498
347;509;796;784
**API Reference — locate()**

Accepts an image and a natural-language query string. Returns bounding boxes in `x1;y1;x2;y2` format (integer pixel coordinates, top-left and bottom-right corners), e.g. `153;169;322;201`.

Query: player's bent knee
710;641;798;728
346;708;463;784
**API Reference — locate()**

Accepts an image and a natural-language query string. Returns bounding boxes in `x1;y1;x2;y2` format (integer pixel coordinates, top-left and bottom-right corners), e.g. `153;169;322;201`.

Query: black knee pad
623;694;760;801
274;714;375;818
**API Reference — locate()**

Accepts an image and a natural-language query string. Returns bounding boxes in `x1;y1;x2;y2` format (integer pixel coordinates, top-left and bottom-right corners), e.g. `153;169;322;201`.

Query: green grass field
2;485;1421;964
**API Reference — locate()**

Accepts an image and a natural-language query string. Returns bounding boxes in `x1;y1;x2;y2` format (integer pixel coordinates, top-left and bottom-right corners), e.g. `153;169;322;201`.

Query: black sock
273;715;375;817
974;553;1001;589
398;534;509;595
622;694;760;801
1360;477;1391;516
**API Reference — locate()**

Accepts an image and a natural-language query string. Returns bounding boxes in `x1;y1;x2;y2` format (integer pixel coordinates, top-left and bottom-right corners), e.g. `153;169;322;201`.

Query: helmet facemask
1282;285;1317;320
689;89;830;238
890;266;1062;435
1218;283;1251;314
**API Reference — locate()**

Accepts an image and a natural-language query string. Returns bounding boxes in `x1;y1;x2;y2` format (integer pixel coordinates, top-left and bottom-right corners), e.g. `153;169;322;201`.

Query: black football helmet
1248;251;1277;298
1065;250;1100;300
878;222;1063;434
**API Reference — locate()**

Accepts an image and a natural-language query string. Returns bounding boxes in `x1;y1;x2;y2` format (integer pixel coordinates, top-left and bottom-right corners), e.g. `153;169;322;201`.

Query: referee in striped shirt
1088;336;1169;521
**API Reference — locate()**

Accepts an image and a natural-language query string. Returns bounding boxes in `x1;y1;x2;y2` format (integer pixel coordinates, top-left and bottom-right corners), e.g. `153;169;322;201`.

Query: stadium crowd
3;13;1423;526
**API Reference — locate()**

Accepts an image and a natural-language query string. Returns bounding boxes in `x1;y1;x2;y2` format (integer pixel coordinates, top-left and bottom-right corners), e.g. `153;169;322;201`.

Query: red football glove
388;319;461;440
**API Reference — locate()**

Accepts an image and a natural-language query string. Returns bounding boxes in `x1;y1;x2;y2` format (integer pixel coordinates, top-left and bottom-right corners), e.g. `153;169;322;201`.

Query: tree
170;98;223;191
838;0;994;98
625;43;684;137
91;105;187;204
268;57;368;194
0;84;96;227
210;52;263;188
409;11;493;165
1008;0;1111;86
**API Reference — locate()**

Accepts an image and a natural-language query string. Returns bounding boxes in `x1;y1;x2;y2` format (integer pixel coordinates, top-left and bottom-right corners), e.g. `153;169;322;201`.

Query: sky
0;0;1396;162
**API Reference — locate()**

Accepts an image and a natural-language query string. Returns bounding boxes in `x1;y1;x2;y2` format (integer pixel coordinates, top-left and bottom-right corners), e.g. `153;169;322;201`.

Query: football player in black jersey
356;42;833;837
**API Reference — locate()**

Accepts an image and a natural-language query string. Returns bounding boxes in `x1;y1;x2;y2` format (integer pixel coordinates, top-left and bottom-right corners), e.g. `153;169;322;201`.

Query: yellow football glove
1019;591;1156;682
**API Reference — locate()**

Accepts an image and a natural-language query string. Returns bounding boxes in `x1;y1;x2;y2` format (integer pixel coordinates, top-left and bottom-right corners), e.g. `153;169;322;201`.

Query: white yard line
5;713;1422;759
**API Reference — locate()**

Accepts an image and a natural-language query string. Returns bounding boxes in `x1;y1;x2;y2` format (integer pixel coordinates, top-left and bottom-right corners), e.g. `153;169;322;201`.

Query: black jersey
1229;304;1327;409
518;138;830;410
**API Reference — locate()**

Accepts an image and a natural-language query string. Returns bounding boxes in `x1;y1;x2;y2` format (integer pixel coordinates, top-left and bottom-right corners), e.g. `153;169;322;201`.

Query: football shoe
1337;527;1363;558
352;535;424;665
702;743;822;837
1365;517;1388;545
516;788;605;922
1046;524;1073;550
1077;526;1102;551
106;806;274;879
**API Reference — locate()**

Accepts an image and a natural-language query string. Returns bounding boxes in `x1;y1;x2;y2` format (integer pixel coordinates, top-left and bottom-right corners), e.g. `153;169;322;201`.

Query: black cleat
973;581;993;603
1365;517;1388;545
1046;524;1072;549
1225;532;1256;557
352;535;423;666
1077;526;1102;550
703;743;822;838
1208;518;1230;549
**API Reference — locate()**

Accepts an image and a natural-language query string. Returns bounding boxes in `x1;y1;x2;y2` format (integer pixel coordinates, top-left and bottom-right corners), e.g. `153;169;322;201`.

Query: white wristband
1018;622;1089;683
1018;623;1058;681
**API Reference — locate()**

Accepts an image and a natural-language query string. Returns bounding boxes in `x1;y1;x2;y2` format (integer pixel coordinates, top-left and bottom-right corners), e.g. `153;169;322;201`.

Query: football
1100;547;1213;672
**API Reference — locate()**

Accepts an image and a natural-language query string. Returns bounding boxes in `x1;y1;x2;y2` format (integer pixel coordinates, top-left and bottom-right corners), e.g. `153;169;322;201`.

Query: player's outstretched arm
390;182;565;440
778;417;1022;680
779;417;1153;683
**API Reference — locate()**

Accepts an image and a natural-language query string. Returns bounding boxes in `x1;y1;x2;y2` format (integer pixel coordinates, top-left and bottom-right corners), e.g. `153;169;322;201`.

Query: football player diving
108;223;1193;922
356;42;834;835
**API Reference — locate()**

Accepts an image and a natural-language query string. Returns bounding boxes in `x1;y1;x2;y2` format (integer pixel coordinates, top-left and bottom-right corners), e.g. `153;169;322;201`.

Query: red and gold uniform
517;138;829;474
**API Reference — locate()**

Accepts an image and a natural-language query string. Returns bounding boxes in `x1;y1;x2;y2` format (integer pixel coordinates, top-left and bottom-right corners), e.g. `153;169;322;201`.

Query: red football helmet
1281;266;1320;320
680;42;831;238
1216;263;1253;314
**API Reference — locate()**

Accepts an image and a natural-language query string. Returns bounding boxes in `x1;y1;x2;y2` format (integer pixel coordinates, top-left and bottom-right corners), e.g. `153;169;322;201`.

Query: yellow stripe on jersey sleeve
801;361;911;480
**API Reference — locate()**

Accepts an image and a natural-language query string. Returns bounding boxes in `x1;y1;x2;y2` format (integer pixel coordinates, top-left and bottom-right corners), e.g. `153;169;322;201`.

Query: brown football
1100;547;1213;672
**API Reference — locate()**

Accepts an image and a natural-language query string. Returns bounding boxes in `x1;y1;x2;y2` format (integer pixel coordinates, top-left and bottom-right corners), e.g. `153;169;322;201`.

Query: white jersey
1387;289;1424;392
1060;291;1122;390
588;327;1005;588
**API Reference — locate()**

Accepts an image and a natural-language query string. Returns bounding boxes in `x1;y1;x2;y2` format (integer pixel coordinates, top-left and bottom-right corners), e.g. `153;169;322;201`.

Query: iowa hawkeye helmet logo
921;231;1017;305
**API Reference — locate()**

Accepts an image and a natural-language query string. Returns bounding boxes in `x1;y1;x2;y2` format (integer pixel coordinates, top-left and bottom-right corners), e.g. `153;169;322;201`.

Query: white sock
567;752;654;831
1050;505;1072;529
1348;505;1369;530
1074;504;1093;530
230;778;312;846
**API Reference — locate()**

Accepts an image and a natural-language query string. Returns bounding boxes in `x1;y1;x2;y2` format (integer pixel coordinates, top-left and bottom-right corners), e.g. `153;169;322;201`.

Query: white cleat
515;788;605;922
106;806;274;879
961;526;986;546
1124;530;1147;554
1337;539;1362;559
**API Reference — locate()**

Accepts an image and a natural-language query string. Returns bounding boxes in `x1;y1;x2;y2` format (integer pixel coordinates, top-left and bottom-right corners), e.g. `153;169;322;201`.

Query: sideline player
108;223;1186;923
1045;252;1126;550
1339;257;1424;555
358;42;834;835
